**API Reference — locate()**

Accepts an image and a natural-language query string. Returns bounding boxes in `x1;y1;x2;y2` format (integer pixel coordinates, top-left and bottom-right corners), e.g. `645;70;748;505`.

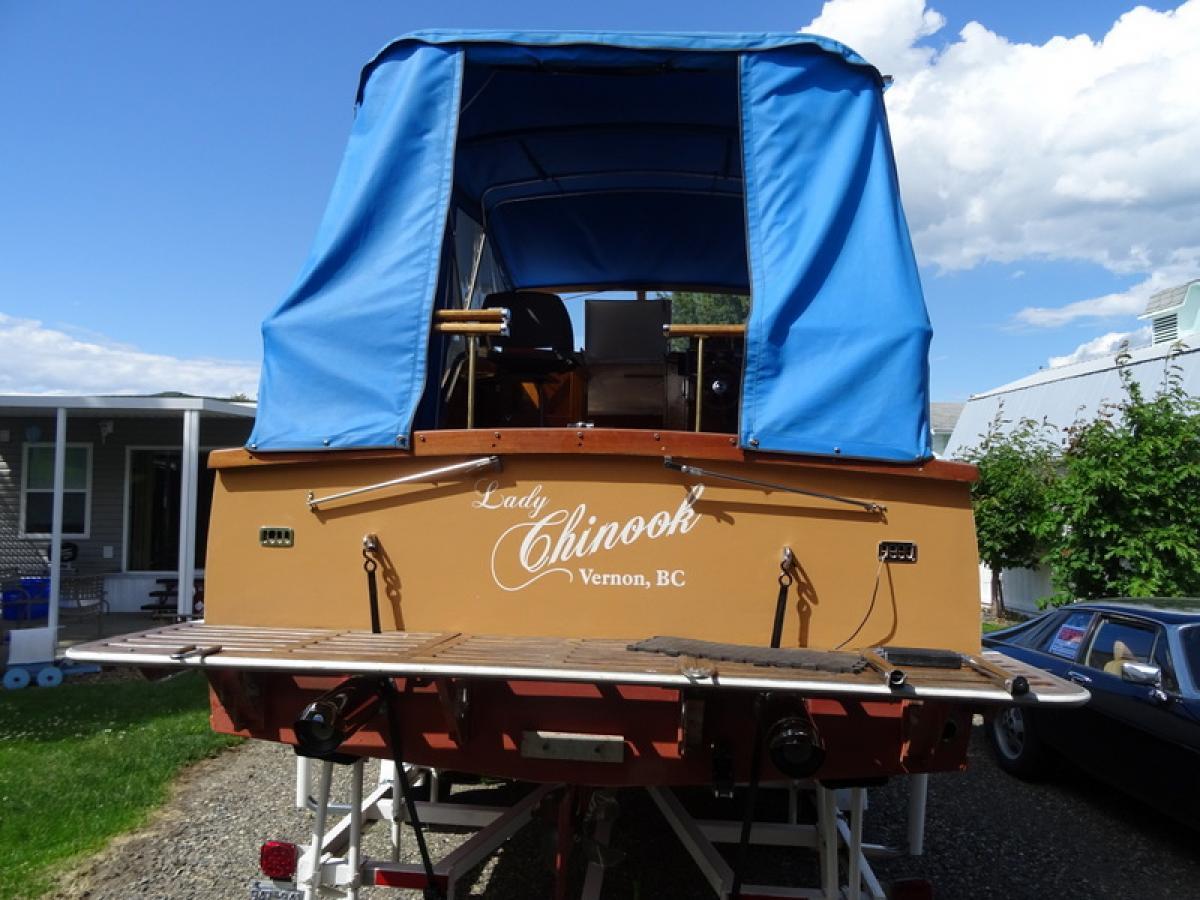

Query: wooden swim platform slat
66;621;1086;707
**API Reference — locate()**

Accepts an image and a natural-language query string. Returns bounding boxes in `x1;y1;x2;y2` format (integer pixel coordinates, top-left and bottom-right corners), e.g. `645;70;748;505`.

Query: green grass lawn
0;672;241;900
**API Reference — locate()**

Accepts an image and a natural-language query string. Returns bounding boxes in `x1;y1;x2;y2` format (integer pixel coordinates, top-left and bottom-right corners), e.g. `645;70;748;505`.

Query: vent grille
1153;313;1178;345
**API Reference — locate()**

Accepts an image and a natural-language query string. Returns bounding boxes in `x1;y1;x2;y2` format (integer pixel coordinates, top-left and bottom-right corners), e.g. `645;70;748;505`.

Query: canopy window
250;32;932;462
453;52;748;292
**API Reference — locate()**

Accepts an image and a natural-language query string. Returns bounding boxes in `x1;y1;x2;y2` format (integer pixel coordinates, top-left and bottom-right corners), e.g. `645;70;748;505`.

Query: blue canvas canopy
249;30;932;461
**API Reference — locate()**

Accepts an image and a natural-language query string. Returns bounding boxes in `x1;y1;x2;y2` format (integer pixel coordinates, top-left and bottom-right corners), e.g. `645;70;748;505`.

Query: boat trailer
253;757;934;900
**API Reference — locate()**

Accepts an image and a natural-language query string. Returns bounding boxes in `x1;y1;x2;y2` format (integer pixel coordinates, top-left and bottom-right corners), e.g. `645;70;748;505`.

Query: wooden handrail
432;322;508;335
435;308;508;322
434;310;511;428
663;324;746;338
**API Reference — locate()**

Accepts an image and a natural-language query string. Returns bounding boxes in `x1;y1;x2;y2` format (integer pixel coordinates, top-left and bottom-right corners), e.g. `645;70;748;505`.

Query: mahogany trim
210;429;976;482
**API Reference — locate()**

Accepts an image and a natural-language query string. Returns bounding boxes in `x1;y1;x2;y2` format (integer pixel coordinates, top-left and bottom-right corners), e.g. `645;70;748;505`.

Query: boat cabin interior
436;289;746;433
425;51;752;436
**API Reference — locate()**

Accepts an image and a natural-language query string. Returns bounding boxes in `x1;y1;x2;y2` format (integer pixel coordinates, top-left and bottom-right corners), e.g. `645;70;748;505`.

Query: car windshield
1182;626;1200;686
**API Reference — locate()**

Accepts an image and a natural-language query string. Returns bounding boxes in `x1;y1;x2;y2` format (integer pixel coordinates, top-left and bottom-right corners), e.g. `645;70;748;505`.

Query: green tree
666;292;750;325
963;409;1059;617
1048;351;1200;603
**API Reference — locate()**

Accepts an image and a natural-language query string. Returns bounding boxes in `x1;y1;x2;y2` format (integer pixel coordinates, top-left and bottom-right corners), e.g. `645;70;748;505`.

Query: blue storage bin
2;576;50;621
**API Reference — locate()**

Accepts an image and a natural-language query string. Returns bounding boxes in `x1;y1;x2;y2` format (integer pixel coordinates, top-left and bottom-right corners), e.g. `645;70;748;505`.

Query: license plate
249;882;302;900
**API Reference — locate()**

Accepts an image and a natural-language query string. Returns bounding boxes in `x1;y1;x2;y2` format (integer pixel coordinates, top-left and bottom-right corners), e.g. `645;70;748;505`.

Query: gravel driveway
56;723;1200;899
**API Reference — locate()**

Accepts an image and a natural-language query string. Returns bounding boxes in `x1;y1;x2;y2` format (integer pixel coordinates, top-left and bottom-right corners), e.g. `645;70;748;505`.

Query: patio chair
58;575;108;636
142;577;204;621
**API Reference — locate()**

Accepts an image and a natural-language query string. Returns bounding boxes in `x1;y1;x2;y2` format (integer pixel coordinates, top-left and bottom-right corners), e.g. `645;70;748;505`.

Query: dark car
983;599;1200;826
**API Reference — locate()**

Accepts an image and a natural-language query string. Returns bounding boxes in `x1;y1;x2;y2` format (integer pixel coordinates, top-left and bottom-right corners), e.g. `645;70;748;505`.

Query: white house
0;394;255;664
930;401;964;457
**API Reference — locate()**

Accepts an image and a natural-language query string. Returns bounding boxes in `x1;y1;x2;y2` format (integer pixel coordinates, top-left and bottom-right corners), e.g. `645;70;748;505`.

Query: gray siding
0;420;43;572
0;414;252;575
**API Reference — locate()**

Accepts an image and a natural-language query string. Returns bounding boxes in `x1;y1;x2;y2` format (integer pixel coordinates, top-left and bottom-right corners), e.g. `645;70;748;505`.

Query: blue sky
0;0;1194;400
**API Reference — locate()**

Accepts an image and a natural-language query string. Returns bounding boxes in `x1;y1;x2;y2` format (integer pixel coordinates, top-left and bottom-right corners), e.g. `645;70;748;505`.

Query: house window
21;444;92;537
126;449;215;571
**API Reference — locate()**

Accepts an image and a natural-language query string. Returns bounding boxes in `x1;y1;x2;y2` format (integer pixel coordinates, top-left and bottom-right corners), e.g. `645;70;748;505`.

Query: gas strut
664;458;886;514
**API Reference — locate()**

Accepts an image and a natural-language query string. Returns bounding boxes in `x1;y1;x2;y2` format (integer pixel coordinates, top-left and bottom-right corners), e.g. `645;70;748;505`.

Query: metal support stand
388;761;404;863
291;764;914;900
817;786;838;898
296;755;311;810
649;783;888;900
580;807;617;900
294;759;555;899
347;761;364;900
906;774;928;856
845;788;865;900
553;785;578;900
300;760;335;900
466;334;477;429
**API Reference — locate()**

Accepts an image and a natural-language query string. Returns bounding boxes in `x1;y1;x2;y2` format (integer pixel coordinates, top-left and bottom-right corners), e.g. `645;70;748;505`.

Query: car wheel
988;706;1050;779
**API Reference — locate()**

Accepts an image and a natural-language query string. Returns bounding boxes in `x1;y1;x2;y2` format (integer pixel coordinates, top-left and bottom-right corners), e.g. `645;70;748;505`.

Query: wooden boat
70;31;1085;793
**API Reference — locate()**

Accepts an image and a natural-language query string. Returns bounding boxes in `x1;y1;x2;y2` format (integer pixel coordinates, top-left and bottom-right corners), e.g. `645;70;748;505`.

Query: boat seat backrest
483;291;574;352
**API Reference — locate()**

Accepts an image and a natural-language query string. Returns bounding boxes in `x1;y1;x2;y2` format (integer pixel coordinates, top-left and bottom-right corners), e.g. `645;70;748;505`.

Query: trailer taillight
259;840;298;880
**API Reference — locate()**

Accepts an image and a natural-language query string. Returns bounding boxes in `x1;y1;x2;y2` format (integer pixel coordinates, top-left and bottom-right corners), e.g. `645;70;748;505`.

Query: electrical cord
834;557;885;651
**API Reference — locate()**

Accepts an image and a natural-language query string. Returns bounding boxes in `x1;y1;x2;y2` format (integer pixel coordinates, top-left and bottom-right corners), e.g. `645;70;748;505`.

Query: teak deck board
66;622;1086;707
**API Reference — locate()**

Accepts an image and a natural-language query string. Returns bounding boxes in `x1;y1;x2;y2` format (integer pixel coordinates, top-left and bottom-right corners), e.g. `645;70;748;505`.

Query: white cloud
0;313;259;398
802;0;1200;327
805;0;945;82
1017;286;1148;327
1014;253;1200;326
1047;326;1152;368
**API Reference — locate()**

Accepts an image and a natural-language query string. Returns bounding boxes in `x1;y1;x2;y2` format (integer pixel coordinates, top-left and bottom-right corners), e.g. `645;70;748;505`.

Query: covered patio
0;395;255;679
